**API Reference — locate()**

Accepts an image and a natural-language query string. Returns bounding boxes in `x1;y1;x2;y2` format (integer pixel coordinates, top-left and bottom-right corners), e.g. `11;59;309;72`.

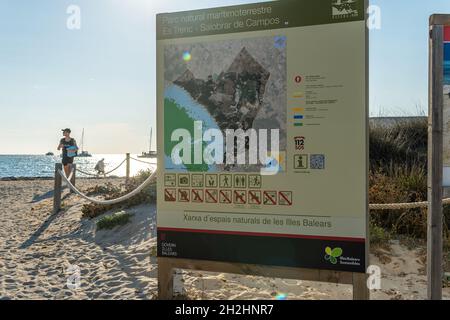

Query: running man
57;128;78;177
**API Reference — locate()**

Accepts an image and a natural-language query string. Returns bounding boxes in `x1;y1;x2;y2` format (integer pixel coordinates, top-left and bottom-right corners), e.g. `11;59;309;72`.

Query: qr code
310;154;325;170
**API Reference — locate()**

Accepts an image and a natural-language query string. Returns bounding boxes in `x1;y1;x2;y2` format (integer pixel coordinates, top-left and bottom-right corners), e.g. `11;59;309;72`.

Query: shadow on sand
31;186;73;203
21;193;71;248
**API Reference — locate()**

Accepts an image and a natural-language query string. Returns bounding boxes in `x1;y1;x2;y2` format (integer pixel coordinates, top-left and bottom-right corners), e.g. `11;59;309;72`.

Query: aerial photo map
163;36;287;172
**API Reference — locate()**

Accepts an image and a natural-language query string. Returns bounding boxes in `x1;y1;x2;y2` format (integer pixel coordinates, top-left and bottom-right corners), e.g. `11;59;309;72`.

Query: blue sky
0;0;449;154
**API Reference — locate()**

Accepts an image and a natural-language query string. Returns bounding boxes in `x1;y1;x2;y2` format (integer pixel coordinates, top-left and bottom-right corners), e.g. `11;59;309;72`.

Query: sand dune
0;179;449;300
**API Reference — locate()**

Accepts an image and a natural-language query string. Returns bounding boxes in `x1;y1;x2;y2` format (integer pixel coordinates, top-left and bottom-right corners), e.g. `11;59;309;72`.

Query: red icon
294;75;302;84
263;191;277;205
219;190;232;204
164;188;176;202
205;189;218;203
192;189;204;203
278;191;293;206
178;189;190;202
248;190;262;205
234;190;247;204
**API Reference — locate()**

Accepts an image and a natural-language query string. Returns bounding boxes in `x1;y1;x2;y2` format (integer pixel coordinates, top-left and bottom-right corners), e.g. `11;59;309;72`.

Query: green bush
97;211;132;230
370;224;391;247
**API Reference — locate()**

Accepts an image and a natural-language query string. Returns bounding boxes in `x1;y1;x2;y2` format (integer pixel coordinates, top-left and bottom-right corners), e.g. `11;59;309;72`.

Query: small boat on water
78;128;92;157
45;152;54;156
138;127;157;158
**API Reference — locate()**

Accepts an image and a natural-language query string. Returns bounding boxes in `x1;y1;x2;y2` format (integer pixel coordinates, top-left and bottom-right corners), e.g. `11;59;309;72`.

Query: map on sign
157;0;368;273
164;36;287;173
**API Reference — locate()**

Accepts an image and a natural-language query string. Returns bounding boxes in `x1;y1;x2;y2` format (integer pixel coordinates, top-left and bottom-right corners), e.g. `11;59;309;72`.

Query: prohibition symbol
248;190;262;205
205;189;218;203
278;191;293;206
178;189;190;202
234;190;247;204
263;191;277;205
219;190;232;204
192;189;204;203
164;188;176;202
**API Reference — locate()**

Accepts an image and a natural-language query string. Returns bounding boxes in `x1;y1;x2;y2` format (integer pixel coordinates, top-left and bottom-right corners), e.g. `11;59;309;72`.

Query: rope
75;168;98;177
130;157;155;165
370;198;450;210
103;158;127;175
58;169;156;205
75;158;128;177
66;170;74;181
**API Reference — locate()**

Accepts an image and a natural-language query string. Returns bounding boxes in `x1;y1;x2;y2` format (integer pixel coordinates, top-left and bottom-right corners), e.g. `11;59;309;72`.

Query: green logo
324;247;343;264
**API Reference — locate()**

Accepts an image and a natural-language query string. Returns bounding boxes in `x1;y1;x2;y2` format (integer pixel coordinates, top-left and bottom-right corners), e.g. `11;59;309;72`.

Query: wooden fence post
70;163;76;194
53;163;62;214
126;153;131;183
352;272;369;300
427;19;444;300
158;258;174;299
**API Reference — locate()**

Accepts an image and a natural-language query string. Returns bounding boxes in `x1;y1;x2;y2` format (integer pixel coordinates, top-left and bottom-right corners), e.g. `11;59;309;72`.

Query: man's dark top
60;138;77;165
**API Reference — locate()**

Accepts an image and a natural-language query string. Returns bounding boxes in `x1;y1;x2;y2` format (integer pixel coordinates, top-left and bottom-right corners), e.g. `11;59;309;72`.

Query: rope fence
75;158;128;177
370;198;450;210
74;155;155;178
58;168;156;206
130;156;155;165
52;155;450;211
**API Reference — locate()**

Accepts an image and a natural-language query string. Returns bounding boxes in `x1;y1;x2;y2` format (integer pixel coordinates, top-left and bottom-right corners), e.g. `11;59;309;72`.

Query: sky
0;0;449;154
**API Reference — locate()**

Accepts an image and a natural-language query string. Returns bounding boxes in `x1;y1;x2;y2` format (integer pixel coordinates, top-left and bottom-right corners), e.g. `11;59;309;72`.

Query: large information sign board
442;23;450;185
157;0;368;273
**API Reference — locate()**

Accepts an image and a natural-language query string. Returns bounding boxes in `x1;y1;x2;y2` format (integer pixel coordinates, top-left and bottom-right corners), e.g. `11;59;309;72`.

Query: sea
0;154;157;179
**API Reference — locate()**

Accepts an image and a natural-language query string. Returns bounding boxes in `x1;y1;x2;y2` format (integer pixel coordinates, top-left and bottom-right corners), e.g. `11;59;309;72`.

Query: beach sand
0;178;449;300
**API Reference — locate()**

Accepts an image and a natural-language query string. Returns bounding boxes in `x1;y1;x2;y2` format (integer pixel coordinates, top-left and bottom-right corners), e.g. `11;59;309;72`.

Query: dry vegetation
81;170;156;219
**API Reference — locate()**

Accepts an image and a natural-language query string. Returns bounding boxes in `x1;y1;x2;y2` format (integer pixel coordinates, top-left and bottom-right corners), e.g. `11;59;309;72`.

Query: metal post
126;153;131;183
70;163;76;194
427;19;444;300
53;163;62;214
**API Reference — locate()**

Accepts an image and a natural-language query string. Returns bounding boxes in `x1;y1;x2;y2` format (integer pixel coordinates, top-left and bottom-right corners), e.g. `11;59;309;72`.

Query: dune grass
96;211;132;230
369;117;450;242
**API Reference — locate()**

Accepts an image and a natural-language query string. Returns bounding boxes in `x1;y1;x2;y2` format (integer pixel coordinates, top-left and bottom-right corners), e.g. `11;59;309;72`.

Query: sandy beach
0;178;449;300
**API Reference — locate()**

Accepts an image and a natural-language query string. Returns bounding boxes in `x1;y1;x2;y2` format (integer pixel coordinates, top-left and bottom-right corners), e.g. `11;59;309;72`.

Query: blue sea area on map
164;84;220;130
164;84;219;172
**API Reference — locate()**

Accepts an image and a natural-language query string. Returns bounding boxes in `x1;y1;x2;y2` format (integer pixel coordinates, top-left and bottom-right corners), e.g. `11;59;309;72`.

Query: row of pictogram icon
164;173;263;189
164;189;293;206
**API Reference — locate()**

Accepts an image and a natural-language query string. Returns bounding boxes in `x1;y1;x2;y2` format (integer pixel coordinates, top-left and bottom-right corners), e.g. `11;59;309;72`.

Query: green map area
164;98;209;172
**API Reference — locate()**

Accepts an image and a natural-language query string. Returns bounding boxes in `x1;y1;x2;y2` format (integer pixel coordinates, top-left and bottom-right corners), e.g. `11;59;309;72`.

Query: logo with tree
324;247;343;264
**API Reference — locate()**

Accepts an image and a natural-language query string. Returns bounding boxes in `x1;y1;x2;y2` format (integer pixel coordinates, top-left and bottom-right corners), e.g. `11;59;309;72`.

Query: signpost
157;0;368;299
429;14;450;301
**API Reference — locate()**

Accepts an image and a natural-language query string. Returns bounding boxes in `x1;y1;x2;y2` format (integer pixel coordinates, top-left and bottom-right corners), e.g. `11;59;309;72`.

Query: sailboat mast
81;128;85;152
149;127;152;152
